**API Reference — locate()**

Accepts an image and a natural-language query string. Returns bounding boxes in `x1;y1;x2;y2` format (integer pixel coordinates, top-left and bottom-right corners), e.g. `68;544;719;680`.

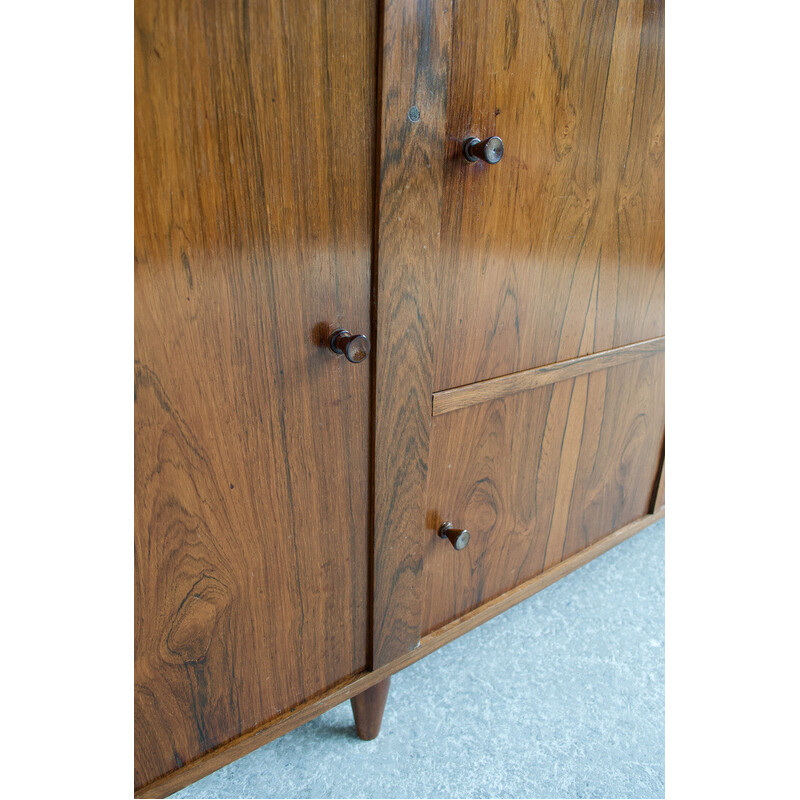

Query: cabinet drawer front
421;352;664;636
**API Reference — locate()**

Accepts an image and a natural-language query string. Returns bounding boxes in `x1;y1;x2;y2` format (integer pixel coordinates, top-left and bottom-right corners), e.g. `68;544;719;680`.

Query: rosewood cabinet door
434;0;665;390
134;1;376;792
373;0;664;662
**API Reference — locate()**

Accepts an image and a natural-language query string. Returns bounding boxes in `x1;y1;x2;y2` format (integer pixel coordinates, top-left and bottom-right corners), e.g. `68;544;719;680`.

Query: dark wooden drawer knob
329;329;370;364
438;521;470;551
463;135;504;164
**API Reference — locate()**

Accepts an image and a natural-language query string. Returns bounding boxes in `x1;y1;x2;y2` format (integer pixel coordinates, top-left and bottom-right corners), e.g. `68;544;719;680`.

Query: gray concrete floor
173;519;665;799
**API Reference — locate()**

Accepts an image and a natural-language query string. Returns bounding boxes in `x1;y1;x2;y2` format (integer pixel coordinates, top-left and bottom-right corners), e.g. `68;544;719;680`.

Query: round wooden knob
463;135;504;164
438;522;470;551
329;329;370;364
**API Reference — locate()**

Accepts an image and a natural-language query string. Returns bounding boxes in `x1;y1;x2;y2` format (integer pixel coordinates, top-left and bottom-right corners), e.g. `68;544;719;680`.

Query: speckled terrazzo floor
172;519;665;799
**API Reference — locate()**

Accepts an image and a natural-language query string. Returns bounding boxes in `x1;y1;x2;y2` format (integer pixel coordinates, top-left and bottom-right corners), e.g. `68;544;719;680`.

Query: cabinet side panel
135;1;376;789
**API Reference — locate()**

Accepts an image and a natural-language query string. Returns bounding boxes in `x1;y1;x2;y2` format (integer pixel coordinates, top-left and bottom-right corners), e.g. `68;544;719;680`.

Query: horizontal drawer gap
432;336;665;416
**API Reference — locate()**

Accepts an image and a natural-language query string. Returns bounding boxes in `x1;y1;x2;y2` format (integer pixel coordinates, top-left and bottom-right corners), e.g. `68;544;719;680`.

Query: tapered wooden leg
350;677;391;740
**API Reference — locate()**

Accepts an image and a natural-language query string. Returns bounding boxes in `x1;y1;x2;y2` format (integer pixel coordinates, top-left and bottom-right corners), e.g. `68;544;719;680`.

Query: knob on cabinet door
463;135;504;164
329;329;370;364
438;522;470;551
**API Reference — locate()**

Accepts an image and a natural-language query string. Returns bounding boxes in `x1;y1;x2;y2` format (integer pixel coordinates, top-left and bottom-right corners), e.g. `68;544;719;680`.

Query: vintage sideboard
134;0;665;795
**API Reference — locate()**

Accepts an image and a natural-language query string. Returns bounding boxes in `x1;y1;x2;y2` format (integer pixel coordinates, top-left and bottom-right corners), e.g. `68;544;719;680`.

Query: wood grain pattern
135;0;666;794
371;0;452;667
433;336;664;416
135;509;662;798
432;0;665;391
135;0;376;790
422;352;665;634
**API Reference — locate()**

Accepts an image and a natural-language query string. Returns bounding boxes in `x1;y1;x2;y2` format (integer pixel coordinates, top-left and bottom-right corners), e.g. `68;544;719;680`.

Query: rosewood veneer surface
134;0;665;795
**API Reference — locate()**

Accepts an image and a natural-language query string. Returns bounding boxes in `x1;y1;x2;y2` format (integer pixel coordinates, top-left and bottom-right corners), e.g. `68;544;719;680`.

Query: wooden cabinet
135;1;664;795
